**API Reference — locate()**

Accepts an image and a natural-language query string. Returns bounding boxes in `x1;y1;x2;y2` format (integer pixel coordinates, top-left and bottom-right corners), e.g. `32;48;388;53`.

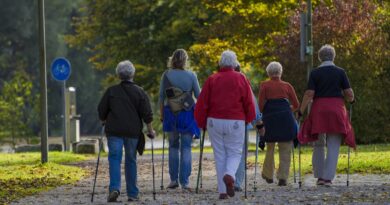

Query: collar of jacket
318;61;335;68
121;80;134;85
219;67;235;72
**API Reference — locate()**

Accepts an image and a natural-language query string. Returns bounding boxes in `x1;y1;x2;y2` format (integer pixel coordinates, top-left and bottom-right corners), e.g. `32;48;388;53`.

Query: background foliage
0;0;389;143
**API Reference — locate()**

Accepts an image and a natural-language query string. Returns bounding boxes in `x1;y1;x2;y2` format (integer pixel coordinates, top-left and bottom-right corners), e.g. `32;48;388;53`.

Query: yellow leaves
0;154;88;204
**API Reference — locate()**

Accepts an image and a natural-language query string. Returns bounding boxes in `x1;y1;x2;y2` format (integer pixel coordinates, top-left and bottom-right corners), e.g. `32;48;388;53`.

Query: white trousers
207;117;245;194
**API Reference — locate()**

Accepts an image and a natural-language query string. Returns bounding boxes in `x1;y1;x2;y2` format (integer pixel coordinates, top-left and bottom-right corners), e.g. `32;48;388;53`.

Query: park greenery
0;0;389;144
0;152;93;204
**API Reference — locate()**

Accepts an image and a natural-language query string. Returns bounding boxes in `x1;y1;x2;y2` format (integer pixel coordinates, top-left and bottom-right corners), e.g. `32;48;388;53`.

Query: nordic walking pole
160;132;166;190
292;141;296;183
196;129;206;194
298;143;302;188
298;119;302;188
91;124;105;202
244;126;248;199
253;129;259;192
200;168;203;188
347;104;352;187
149;135;156;200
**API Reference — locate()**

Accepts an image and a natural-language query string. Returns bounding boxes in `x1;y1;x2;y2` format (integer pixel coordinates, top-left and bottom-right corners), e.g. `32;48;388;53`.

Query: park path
11;152;390;205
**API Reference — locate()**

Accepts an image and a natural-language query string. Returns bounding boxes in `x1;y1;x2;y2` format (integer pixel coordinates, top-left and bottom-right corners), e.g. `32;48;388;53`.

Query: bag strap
120;83;142;123
163;71;173;88
163;70;189;93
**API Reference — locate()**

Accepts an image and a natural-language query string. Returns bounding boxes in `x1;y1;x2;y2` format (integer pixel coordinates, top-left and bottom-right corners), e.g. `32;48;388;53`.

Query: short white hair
116;60;135;80
219;50;239;68
266;61;283;77
318;44;336;62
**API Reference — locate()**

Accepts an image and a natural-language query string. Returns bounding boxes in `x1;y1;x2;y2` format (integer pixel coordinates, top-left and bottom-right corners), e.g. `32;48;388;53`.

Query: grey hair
266;61;283;77
116;60;135;80
318;44;336;62
219;50;239;68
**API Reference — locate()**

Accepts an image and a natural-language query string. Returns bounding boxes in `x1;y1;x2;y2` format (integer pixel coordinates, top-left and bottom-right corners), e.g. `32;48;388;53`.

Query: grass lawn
145;143;390;175
0;152;94;205
246;144;390;175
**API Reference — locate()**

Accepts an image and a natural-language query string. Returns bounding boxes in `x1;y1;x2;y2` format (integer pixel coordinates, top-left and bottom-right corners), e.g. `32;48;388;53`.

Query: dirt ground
11;153;390;205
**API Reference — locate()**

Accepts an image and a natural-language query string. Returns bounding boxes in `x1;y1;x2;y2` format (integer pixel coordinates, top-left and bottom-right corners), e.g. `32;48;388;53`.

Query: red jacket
298;97;356;148
194;68;256;129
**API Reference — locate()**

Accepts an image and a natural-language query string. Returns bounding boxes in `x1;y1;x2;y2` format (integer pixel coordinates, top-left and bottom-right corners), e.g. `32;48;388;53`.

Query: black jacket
98;81;153;138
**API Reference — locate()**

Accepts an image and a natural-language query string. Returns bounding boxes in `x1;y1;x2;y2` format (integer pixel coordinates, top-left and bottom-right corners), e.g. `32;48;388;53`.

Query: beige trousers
262;141;292;180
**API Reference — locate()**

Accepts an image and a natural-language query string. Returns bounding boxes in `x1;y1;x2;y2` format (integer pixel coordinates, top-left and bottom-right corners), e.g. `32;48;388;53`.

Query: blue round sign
51;57;71;81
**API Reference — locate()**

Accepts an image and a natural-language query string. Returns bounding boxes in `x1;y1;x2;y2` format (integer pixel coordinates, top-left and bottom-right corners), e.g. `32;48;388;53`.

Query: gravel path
11;153;390;205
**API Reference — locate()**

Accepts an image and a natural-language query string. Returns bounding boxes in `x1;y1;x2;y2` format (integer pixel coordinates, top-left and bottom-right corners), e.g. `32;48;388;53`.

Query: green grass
145;144;390;175
246;144;390;175
0;152;94;205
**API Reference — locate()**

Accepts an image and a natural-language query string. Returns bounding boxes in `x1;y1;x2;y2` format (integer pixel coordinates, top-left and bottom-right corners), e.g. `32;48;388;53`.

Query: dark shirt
98;81;153;138
307;65;351;98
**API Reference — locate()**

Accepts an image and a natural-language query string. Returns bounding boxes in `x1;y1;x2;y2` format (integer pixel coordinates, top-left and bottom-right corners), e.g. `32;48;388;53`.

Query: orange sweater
258;78;299;112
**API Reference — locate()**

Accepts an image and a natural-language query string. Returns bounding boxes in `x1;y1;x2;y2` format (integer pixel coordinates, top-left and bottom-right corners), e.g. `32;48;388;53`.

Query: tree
67;0;390;142
67;0;207;95
0;0;103;138
0;71;39;146
270;0;390;143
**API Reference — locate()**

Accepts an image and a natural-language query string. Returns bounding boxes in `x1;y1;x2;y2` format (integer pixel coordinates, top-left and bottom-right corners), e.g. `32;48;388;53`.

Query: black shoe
278;179;287;186
261;174;274;184
107;190;120;202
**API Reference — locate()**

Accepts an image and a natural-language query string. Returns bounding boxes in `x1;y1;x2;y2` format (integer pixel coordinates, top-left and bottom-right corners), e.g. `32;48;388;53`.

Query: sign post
51;57;71;151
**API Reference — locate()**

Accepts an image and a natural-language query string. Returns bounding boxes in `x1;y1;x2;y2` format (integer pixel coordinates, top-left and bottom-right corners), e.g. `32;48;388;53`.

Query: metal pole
244;126;248;199
91;125;105;202
292;142;296;183
63;81;67;151
160;132;165;190
306;0;313;81
196;129;206;194
38;0;48;163
253;130;259;192
347;104;352;186
151;139;156;200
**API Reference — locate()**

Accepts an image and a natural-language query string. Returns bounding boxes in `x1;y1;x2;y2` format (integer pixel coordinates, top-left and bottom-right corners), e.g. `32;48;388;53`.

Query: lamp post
38;0;49;163
300;0;313;81
306;0;313;81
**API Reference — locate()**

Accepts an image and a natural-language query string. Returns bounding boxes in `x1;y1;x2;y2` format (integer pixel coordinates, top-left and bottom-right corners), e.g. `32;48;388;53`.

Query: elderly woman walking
98;60;155;202
195;50;255;199
298;44;355;186
159;49;201;190
259;61;299;186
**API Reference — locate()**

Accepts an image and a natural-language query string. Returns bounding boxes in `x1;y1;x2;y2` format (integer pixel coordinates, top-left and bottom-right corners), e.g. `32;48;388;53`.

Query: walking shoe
278;179;287;186
167;181;179;189
261;173;274;184
128;196;139;201
223;174;235;197
182;185;192;192
323;180;332;186
107;190;120;202
219;193;228;199
316;178;325;185
234;186;243;192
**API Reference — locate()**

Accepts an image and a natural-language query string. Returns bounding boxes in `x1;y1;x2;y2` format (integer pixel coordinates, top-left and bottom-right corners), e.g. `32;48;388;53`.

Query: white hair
116;60;135;80
219;50;239;68
318;44;336;62
266;61;283;77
